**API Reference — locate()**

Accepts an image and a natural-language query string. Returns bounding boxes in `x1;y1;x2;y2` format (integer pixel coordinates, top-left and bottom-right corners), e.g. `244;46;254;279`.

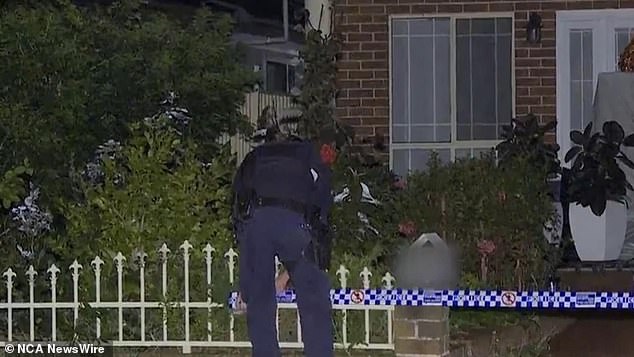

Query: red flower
320;144;337;166
398;220;417;237
477;240;496;256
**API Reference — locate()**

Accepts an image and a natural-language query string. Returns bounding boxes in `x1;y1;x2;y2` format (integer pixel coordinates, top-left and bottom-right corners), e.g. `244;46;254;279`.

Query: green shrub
0;0;256;199
395;153;559;290
47;107;237;341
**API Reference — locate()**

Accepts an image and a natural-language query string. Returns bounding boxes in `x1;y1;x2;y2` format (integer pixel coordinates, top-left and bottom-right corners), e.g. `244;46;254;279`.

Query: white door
556;10;634;163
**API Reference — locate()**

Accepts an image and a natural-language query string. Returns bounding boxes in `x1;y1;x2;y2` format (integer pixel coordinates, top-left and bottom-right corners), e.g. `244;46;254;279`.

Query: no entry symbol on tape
350;290;365;304
501;291;517;306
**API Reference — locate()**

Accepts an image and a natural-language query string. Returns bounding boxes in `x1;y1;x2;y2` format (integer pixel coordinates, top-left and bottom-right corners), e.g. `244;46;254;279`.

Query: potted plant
496;113;562;244
565;121;634;261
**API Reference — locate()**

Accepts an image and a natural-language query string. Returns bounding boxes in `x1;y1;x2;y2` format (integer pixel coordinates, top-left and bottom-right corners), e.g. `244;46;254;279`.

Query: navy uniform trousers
238;206;334;357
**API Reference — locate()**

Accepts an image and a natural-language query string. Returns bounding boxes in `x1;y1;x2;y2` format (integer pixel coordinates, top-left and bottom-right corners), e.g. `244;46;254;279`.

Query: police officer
231;116;334;357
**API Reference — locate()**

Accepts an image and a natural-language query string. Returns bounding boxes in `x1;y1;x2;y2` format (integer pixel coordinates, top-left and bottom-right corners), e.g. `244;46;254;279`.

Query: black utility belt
253;196;308;215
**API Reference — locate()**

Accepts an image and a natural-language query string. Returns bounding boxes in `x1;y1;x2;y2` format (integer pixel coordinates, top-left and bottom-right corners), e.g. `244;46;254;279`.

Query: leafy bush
395;153;559;289
25;105;235;341
0;0;256;199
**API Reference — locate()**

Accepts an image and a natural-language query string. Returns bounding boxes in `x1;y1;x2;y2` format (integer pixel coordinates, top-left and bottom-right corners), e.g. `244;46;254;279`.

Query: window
390;16;514;177
265;61;296;93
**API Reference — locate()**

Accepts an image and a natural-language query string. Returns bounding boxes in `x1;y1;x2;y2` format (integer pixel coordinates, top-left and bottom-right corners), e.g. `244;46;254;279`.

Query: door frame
556;9;634;163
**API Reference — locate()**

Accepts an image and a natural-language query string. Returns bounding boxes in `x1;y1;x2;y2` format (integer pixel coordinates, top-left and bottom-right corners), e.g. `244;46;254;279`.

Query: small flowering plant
10;184;53;259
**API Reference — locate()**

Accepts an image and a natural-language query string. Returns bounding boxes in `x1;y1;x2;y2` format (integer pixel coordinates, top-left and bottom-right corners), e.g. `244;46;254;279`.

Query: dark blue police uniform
232;140;334;357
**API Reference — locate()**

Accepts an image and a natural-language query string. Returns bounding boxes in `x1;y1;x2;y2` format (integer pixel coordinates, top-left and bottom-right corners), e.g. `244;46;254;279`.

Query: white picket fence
0;241;395;353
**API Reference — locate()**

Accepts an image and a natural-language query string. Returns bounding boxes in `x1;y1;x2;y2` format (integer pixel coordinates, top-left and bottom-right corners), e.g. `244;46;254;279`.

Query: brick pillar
394;306;450;357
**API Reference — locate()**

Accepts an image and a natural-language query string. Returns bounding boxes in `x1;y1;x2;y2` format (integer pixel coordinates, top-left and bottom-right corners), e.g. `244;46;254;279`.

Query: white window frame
388;12;516;171
556;9;634;164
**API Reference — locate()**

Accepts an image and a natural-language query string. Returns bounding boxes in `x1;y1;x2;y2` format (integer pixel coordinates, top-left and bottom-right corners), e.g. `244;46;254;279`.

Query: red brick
346;14;374;23
410;4;438;13
361;24;386;32
515;2;542;11
529;48;556;58
349;52;373;60
359;5;386;14
567;1;593;9
362;79;387;88
338;61;362;70
372;15;388;23
516;105;530;114
437;4;463;12
463;3;490;12
361;42;386;51
374;33;387;42
517;77;541;86
340;5;361;14
341;42;360;51
542;95;556;105
386;5;411;14
542;78;556;86
348;89;374;98
361;117;389;125
375;107;389;116
374;70;388;79
515;69;530;77
337;24;361;33
348;33;373;42
541;58;556;67
541;1;567;10
539;30;555;41
530;86;556;96
335;108;348;117
350;107;374;116
374;50;387;60
515;49;529;57
490;3;514;11
542;19;555;30
620;0;634;8
348;71;374;79
361;60;388;70
361;98;388;106
337;80;361;89
516;58;541;67
517;96;541;105
530;105;556;114
593;0;619;9
351;126;375;135
374;89;388;98
337;98;361;107
529;68;556;77
516;87;529;96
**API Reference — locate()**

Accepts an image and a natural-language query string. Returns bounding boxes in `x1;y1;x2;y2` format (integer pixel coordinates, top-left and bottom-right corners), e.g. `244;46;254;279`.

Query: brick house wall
334;0;634;148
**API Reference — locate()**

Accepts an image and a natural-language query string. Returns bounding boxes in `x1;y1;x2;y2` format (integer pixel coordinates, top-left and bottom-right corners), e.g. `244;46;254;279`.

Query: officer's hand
275;270;290;294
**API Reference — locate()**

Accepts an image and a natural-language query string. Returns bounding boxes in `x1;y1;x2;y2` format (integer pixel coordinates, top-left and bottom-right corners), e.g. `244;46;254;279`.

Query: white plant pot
543;202;563;245
569;201;627;261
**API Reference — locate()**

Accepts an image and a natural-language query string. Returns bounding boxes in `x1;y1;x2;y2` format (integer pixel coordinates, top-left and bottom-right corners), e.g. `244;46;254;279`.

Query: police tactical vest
251;141;316;205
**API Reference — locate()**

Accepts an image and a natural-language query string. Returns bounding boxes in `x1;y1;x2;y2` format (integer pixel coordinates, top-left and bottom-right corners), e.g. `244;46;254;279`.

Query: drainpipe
242;0;290;45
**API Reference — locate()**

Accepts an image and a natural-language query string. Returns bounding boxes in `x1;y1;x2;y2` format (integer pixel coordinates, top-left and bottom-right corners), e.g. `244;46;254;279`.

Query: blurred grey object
393;233;459;289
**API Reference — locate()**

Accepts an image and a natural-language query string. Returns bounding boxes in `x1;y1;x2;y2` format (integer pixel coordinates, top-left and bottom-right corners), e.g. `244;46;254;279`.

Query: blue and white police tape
228;289;634;310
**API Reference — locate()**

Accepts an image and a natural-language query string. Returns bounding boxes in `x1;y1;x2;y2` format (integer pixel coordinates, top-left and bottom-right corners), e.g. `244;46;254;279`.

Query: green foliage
566;121;634;215
0;161;32;209
396;153;559;289
496;113;560;178
47;109;237;341
0;0;256;198
60;110;235;270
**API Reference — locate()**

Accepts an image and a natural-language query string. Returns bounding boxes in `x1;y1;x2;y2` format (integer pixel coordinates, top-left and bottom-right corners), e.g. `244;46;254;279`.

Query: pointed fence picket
0;240;394;353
